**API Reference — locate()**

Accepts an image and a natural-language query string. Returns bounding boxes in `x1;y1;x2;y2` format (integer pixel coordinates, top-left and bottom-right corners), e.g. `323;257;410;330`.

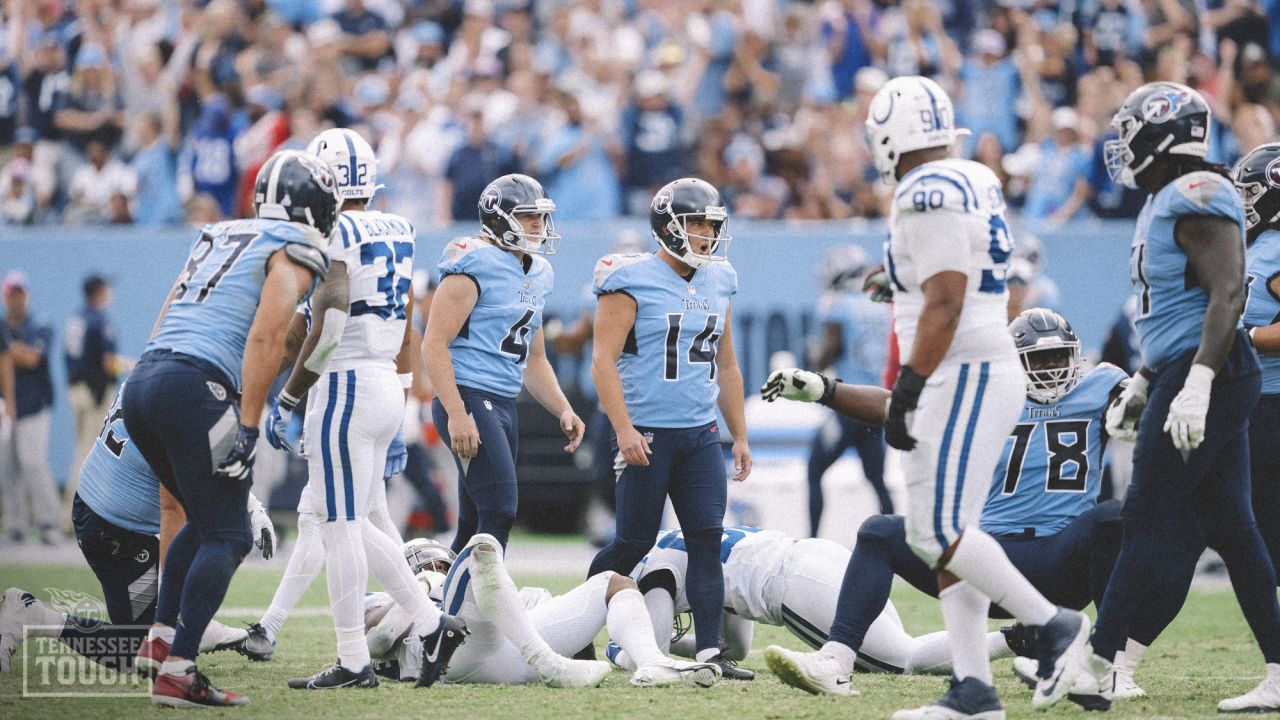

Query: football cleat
630;657;720;688
416;614;469;688
1219;674;1280;713
1032;608;1090;710
0;588;46;672
198;619;248;654
893;676;1005;720
541;658;612;689
288;660;379;690
1000;623;1036;659
1112;661;1147;700
236;622;275;662
1011;656;1038;690
707;651;754;680
1067;652;1115;712
134;631;172;678
764;645;855;697
152;665;249;707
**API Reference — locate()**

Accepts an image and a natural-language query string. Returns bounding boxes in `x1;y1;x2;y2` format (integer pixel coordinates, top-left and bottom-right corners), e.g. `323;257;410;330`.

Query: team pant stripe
934;363;971;551
951;362;990;535
442;546;474;616
322;371;340;522
856;653;906;675
782;605;828;650
339;370;357;521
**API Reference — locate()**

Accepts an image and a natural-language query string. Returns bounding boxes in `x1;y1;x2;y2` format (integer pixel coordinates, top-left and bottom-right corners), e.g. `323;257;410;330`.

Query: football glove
265;392;305;456
885;366;927;451
384;428;408;480
863;264;894;303
215;425;259;482
1164;363;1214;453
1104;373;1149;442
247;492;276;559
760;368;836;404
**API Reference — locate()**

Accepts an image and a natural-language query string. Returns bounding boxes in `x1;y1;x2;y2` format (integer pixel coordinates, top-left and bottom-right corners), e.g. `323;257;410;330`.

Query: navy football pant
122;352;252;660
589;422;727;653
1250;394;1280;581
1092;336;1280;663
807;414;891;536
433;386;519;553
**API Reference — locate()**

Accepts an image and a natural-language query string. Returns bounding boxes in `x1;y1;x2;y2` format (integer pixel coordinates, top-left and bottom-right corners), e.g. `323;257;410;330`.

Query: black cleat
894;676;1004;719
416;614;469;688
708;652;755;681
288;660;378;689
236;622;274;662
573;643;598;661
1000;623;1037;658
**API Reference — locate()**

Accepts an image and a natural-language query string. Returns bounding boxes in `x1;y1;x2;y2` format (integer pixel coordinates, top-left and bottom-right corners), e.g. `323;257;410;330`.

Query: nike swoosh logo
836;678;851;685
1187;182;1204;189
454;241;468;249
602;259;614;266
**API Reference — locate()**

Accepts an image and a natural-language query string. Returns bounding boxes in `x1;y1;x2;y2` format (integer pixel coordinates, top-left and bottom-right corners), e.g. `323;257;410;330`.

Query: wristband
278;390;301;412
399;372;414;389
817;376;841;407
1128;371;1150;397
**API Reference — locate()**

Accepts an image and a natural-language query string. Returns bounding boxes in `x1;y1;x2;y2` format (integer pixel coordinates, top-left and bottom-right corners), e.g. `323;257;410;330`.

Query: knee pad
858;514;906;545
637;568;677;598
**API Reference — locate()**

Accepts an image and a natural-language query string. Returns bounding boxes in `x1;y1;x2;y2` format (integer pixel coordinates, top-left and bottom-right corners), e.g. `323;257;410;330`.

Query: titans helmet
1104;82;1211;190
818;244;869;293
649;178;731;269
864;75;966;182
1009;308;1082;404
478;174;560;254
1232;142;1280;236
253;149;341;238
306;127;383;201
403;538;456;575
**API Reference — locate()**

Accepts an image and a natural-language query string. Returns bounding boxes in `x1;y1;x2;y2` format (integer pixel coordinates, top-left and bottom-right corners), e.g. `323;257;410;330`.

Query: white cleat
1219;675;1280;713
1112;664;1146;700
630;657;721;688
764;644;856;697
1011;656;1038;690
1066;652;1115;711
542;658;612;689
0;588;38;672
199;619;249;654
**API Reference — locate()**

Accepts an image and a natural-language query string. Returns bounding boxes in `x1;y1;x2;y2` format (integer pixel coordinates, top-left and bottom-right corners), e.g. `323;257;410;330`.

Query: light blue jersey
983;363;1127;536
76;389;160;536
1246;230;1280;396
818;290;889;386
147;218;329;389
1130;171;1245;371
440;238;554;398
594;252;737;428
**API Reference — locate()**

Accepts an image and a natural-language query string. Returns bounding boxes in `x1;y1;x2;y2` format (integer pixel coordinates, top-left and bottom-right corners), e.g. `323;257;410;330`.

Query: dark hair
83;275;108;299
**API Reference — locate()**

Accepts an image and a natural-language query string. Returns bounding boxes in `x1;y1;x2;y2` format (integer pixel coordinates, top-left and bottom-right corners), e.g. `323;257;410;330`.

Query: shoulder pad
284;242;330;280
716;260;739;295
593;253;649;293
1085;362;1129;392
441;237;485;267
1166;171;1240;217
895;165;987;214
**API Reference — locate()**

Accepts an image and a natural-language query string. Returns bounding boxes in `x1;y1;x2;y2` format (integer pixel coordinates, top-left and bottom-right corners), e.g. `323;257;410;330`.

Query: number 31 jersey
325;210;414;371
439;238;553;398
594;252;738;428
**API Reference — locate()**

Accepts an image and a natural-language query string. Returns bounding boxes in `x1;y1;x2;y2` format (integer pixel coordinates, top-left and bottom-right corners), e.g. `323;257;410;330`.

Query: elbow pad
303;308;348;374
284;242;331;281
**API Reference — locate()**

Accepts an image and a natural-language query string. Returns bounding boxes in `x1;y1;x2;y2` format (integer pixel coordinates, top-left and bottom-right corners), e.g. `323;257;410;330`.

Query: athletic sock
467;537;558;675
260;513;325;642
902;630;1003;675
337;625;371;671
362;518;440;634
160;658;194;675
940;581;993;685
945;529;1056;627
322;520;371;669
150;625;176;644
820;641;857;675
642;588;676;654
1115;639;1147;674
607;587;663;669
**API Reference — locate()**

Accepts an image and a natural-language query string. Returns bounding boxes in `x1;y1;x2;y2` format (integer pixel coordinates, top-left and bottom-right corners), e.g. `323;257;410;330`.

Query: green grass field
0;562;1268;719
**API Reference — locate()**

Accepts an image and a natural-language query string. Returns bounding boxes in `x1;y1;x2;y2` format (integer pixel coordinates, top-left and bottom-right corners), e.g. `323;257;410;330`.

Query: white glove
1164;363;1214;453
760;368;835;403
247;492;276;559
1104;373;1149;441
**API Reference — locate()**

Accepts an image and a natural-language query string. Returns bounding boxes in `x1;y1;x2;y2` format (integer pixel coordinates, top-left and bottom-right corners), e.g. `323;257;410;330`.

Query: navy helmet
478;173;560;255
253;149;341;238
1232;142;1280;238
1009;308;1082;404
1104;82;1211;189
649;178;731;268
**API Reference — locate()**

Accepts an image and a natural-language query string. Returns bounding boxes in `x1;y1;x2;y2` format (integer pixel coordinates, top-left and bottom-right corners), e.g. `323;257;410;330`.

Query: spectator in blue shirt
958;29;1020;153
1022;107;1093;224
63;274;120;531
443;107;517;221
332;0;392;70
183;93;248;219
129;113;183;226
620;72;686;216
536;91;621;221
821;0;877;100
0;271;61;544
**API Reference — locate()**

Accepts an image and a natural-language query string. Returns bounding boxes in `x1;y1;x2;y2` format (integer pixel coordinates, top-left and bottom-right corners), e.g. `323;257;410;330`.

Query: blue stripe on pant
934;363;970;550
322;372;339;521
339;370;356;521
321;371;358;522
951;362;989;535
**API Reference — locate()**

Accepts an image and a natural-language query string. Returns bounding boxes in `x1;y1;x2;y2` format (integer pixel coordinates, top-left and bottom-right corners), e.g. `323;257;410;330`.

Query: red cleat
134;634;171;678
152;665;249;708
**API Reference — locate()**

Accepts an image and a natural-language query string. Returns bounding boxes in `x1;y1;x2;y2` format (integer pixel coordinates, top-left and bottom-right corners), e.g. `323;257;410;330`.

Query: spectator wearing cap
536;91;621;221
442;105;517;222
1;272;61;544
958;28;1020;153
52;43;124;155
129;112;184;225
620;72;687;216
65;136;138;224
63;274;121;531
1022;106;1092;224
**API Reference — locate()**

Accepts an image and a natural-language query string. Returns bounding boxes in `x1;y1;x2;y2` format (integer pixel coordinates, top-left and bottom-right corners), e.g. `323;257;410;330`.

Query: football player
121;149;339;707
845;77;1090;719
360;533;719;688
1077;82;1280;713
423;174;585;553
587;178;752;680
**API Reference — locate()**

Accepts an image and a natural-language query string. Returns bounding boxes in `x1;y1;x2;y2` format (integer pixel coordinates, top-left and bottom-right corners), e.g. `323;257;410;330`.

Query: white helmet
306;127;383;201
864;76;965;182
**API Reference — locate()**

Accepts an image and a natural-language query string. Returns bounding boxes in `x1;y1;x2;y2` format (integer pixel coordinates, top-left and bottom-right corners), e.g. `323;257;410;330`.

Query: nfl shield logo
207;381;227;401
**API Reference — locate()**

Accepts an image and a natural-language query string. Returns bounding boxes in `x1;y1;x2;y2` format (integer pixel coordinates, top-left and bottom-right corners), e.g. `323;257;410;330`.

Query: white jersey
885;158;1017;365
325;209;415;371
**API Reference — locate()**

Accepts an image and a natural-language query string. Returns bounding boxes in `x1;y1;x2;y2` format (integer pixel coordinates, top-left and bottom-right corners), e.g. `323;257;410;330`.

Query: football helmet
253;149;341;238
306;127;383;201
864;76;965;182
649;178;731;269
1232;142;1280;235
1009;308;1082;404
1104;82;1211;189
403;538;456;575
818;244;869;293
478;174;561;254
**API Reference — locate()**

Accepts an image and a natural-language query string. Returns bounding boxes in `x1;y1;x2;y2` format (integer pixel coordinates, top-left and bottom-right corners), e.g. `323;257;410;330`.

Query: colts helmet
306;127;383;201
864;75;965;182
403;538;456;575
253;149;341;238
1009;308;1082;404
478;174;561;254
818;244;869;293
649;178;731;269
1104;82;1211;190
1232;142;1280;236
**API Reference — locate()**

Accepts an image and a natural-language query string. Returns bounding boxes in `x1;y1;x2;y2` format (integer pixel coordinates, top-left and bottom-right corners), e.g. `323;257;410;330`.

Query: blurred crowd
2;0;1280;230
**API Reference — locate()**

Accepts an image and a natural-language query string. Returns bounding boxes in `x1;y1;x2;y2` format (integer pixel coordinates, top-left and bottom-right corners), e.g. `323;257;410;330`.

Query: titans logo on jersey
147;218;329;390
984;363;1128;536
329;210;415;369
1130;171;1245;371
76;390;161;535
439;238;554;398
594;252;738;428
1246;229;1280;395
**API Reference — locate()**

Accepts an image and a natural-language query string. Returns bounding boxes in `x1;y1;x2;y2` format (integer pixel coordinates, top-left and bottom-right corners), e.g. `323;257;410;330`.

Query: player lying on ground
606;526;1011;677
359;533;720;688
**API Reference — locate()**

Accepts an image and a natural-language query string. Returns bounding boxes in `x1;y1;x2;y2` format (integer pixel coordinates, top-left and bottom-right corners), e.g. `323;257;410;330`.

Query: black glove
885;366;927;451
215;425;259;482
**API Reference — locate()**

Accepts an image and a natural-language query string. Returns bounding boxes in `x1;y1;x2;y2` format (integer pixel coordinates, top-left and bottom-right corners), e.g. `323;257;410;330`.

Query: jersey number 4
664;313;721;381
1001;420;1090;494
501;309;536;364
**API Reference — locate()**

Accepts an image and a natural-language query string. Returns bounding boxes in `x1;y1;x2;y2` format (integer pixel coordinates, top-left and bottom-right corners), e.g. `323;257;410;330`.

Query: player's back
886;158;1016;365
76;390;161;536
147;218;328;389
326;210;415;371
1246;230;1280;395
983;363;1128;536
